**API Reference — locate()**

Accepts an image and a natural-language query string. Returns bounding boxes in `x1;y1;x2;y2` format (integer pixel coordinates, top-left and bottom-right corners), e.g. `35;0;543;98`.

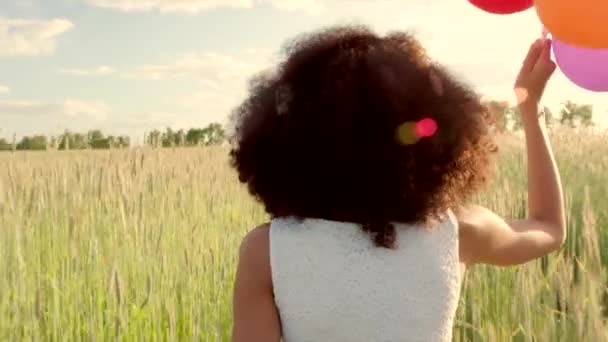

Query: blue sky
1;0;606;142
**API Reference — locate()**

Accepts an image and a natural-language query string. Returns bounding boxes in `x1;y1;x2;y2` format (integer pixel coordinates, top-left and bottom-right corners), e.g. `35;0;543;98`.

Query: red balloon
468;0;533;14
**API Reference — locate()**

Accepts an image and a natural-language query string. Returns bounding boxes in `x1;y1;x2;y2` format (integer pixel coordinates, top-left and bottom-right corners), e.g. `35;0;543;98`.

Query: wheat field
1;130;607;341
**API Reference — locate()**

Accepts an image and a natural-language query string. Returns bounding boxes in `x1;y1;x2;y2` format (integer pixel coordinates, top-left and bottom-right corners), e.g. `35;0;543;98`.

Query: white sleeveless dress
269;213;461;342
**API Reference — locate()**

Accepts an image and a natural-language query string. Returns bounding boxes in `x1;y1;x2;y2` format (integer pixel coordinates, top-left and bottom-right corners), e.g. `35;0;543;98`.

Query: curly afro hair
229;25;498;248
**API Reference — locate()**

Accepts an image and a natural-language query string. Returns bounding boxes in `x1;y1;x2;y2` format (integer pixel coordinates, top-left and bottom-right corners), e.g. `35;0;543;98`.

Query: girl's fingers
537;39;550;62
537;39;556;74
521;39;543;73
541;27;548;39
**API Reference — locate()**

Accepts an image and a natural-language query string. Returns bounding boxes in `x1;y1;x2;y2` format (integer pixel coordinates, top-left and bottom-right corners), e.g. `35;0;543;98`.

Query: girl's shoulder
239;223;271;263
237;223;273;289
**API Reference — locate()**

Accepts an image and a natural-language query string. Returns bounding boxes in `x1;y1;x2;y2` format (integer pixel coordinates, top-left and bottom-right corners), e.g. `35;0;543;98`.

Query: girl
230;25;565;342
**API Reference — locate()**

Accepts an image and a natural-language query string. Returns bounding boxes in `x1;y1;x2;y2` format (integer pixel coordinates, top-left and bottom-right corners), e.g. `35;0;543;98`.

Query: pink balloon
468;0;533;14
553;39;608;92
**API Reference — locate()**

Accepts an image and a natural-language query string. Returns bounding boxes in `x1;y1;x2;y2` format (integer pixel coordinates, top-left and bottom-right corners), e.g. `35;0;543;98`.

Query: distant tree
484;100;510;133
147;130;161;147
58;132;88;150
559;101;594;128
59;131;70;150
16;135;48;150
186;128;205;146
161;127;175;148
203;123;225;145
117;136;130;148
88;130;104;142
72;133;88;149
16;137;31;150
508;106;523;131
49;136;59;149
176;129;186;147
89;130;106;149
542;106;555;128
0;138;13;151
90;137;111;149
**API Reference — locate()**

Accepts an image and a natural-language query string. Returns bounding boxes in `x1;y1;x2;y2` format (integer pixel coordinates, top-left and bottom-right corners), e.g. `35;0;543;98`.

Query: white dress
269;213;461;342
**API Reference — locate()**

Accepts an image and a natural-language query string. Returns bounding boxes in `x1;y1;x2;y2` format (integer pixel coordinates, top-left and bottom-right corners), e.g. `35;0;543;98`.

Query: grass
0;129;607;341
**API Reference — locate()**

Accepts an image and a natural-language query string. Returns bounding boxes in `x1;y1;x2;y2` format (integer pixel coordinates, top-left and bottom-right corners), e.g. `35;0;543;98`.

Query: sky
0;0;606;143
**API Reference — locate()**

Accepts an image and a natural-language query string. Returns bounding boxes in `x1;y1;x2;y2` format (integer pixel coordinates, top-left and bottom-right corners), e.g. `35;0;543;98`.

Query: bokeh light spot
396;122;420;145
415;118;438;138
396;118;438;145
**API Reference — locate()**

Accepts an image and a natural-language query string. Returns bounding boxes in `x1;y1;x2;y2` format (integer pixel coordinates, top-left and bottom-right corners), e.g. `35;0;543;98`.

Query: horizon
1;1;607;144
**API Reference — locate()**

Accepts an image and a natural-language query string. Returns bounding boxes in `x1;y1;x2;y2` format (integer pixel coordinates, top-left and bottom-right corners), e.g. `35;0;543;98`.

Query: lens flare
396;122;419;145
415;118;438;138
396;118;438;145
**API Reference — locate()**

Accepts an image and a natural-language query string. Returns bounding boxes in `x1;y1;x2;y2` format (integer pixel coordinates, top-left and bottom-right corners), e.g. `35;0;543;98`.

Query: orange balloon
534;0;608;48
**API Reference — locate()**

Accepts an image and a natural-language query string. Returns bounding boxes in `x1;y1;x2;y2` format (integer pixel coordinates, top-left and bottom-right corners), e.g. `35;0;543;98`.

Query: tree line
0;123;226;152
0;130;131;152
485;100;595;133
144;123;225;148
0;101;596;152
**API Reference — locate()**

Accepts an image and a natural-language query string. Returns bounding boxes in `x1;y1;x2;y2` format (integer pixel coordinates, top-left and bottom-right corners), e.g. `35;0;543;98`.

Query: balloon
468;0;532;14
552;39;608;92
535;0;608;48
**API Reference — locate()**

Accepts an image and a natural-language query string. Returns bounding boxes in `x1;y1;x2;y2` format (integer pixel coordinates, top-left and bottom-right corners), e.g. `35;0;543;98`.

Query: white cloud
85;0;325;14
268;0;324;14
0;18;73;57
85;0;250;13
134;50;275;124
58;65;115;76
104;111;180;132
176;90;220;108
0;99;109;120
129;52;271;85
176;88;245;111
0;99;112;138
0;85;10;94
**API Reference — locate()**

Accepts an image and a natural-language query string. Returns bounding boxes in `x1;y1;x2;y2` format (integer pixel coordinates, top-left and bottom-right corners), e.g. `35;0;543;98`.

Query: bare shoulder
455;204;505;265
454;204;494;227
455;204;508;233
239;224;272;274
455;204;485;239
241;224;271;248
233;223;281;341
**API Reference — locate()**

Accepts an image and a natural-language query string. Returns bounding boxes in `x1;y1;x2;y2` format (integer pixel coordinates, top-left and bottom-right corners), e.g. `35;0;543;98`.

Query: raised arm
459;38;566;267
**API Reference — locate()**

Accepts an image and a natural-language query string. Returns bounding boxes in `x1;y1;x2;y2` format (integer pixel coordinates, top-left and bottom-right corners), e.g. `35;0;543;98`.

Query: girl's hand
514;38;556;113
